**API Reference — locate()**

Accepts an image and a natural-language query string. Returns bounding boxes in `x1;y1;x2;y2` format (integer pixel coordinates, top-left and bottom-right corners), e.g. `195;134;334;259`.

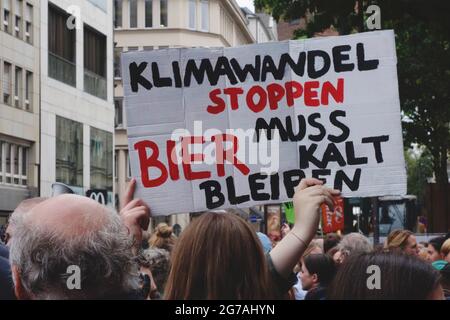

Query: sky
236;0;255;12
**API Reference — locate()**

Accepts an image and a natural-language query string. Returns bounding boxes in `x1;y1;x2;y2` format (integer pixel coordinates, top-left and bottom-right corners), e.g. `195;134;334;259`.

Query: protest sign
121;30;406;216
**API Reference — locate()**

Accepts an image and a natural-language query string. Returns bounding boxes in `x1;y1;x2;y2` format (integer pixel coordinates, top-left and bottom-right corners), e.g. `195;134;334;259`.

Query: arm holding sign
120;178;151;254
270;178;340;279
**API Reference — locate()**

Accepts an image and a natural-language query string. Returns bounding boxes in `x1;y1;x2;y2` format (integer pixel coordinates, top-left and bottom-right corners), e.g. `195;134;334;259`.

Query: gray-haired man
9;179;150;299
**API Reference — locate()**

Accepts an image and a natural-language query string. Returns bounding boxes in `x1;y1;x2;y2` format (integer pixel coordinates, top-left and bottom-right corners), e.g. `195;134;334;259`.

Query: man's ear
12;265;31;300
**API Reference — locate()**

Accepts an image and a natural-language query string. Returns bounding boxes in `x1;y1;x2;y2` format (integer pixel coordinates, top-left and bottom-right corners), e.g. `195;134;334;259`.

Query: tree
394;18;450;184
255;0;450;183
255;0;363;35
404;148;433;201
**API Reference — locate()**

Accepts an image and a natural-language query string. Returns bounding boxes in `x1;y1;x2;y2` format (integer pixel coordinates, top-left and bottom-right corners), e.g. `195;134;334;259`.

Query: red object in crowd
321;197;344;234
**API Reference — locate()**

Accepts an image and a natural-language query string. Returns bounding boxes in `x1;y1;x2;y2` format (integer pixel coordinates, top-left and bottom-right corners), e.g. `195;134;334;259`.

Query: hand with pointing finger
120;178;151;251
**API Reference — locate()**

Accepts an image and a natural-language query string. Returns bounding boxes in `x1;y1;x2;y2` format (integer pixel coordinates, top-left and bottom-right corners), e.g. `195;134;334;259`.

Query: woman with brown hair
328;251;444;300
164;178;340;300
148;223;177;252
384;229;419;256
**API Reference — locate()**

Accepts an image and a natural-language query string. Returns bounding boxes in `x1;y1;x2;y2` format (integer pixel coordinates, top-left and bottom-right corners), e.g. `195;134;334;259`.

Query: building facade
114;0;255;230
241;7;278;43
39;0;115;205
1;0;115;225
0;0;40;222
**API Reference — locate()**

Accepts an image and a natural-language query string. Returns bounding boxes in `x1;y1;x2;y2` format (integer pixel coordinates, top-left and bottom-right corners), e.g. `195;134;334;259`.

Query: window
48;4;76;86
14;0;22;38
289;18;300;26
127;46;138;51
84;25;107;99
160;0;167;27
3;62;12;105
188;0;195;29
25;71;32;110
3;0;11;33
129;0;137;28
126;151;131;179
143;46;154;51
0;140;28;187
90;127;113;191
201;0;209;31
14;15;20;37
114;0;122;28
12;143;19;184
56;116;83;187
5;143;11;184
145;0;152;28
14;66;22;108
114;46;122;78
114;151;118;181
220;7;233;45
114;98;123;128
21;145;27;185
10;144;16;184
24;3;32;43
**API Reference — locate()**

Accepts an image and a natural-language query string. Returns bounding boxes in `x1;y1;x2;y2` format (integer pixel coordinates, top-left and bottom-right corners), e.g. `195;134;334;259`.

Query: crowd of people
0;178;449;300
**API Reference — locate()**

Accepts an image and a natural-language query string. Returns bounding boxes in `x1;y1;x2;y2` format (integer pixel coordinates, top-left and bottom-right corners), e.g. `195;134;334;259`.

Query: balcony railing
48;53;76;87
84;69;107;100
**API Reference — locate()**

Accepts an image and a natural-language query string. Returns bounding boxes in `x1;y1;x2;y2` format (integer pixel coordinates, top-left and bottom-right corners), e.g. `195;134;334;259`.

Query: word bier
134;134;250;188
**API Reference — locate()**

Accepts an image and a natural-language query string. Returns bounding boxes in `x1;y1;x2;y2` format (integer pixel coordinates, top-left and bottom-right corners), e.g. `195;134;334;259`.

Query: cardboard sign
121;30;406;216
321;197;345;233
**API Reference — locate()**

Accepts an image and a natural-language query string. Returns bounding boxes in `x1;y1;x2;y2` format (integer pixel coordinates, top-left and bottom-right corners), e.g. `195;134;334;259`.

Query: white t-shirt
293;273;307;300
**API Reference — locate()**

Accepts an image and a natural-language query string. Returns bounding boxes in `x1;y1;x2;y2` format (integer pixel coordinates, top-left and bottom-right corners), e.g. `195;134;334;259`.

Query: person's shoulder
0;243;9;259
0;256;16;300
305;286;327;300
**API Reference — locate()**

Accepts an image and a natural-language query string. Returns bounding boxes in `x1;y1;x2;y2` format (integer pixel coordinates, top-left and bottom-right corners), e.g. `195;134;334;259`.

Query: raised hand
120;179;151;251
292;178;340;242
